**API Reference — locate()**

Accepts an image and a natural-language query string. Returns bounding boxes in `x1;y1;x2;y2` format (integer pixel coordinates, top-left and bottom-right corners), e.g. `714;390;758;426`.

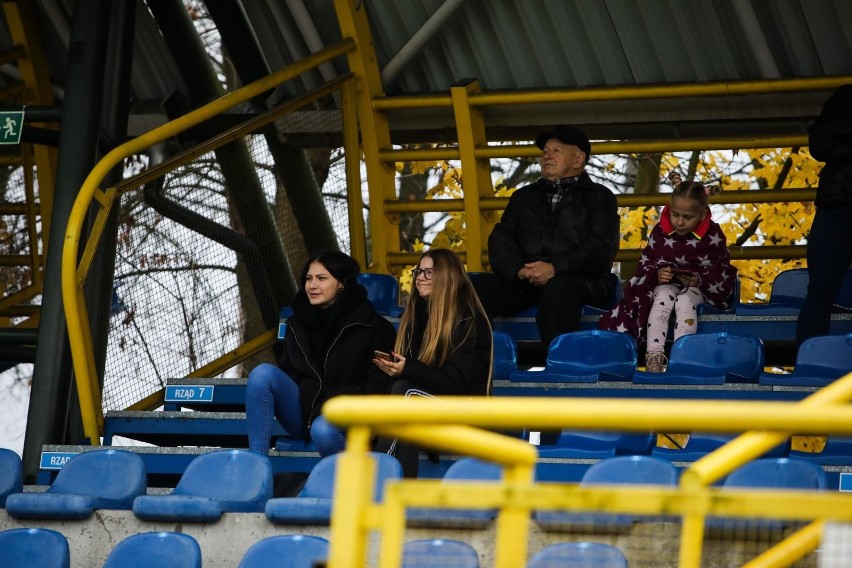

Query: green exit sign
0;110;24;144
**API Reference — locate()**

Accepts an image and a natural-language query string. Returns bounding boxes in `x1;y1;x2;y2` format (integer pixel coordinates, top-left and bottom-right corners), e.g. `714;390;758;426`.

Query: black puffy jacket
809;84;852;208
488;173;620;282
278;285;396;435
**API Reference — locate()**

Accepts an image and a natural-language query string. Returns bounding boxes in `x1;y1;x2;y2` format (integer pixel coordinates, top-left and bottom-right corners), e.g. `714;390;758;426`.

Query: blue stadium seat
789;437;852;465
408;457;503;527
652;433;789;462
5;449;146;520
510;330;638;383
633;332;764;385
492;332;517;381
357;273;401;316
133;449;272;522
0;448;23;508
760;333;852;387
537;431;655;460
238;535;329;568
528;542;628;568
102;532;201;568
0;528;70;568
265;451;401;525
402;539;480;568
737;268;852;315
535;455;677;532
707;457;826;533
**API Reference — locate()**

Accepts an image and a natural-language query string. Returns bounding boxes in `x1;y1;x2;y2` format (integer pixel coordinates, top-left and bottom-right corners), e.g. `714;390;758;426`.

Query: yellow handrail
61;39;356;444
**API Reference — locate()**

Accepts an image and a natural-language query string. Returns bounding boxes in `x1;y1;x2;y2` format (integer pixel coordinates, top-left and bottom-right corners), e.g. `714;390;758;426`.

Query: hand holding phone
374;350;397;363
671;268;693;276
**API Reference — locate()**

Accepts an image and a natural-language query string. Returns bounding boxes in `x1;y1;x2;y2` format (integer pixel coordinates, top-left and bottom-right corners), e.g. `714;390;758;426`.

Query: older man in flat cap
472;125;620;349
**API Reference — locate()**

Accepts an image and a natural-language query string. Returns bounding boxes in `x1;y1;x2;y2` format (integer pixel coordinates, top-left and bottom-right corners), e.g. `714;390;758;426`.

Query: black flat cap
535;125;591;156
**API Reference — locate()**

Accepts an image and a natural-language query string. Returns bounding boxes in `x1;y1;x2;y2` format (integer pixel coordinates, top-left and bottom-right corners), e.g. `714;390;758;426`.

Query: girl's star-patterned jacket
598;206;738;342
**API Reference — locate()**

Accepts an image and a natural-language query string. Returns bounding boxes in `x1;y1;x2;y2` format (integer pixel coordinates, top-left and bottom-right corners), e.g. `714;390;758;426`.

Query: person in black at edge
796;84;852;348
471;125;620;350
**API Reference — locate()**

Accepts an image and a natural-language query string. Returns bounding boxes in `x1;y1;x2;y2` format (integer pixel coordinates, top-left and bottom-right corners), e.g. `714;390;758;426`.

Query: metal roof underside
3;0;852;146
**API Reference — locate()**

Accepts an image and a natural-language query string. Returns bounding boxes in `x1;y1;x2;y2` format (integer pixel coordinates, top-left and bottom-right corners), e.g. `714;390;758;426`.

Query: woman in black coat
246;251;396;456
374;248;493;477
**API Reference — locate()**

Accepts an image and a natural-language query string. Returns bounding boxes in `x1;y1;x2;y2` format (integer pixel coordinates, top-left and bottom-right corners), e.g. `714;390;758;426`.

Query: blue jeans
796;205;852;348
245;363;346;456
245;363;303;453
310;415;347;457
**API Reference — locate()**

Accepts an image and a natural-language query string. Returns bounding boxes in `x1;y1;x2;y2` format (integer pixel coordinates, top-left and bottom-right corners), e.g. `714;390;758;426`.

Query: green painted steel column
22;0;112;483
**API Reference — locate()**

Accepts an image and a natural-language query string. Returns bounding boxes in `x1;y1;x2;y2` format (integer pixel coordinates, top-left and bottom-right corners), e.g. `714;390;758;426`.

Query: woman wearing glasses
245;251;396;457
373;248;493;477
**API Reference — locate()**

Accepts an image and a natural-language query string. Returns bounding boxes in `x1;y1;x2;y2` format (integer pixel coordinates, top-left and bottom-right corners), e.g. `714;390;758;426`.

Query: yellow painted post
678;514;706;568
332;0;398;272
342;78;367;267
493;462;534;568
377;484;407;568
328;426;375;568
450;80;495;271
741;520;824;568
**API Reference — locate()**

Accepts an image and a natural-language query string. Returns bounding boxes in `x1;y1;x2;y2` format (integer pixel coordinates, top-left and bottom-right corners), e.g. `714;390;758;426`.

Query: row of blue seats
349;267;852;322
3;446;842;526
0;527;628;568
496;330;852;386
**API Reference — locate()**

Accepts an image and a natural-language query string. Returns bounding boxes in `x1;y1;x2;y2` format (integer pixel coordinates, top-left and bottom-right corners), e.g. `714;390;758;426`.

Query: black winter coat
397;299;492;396
809;84;852;208
488;173;620;284
279;284;396;436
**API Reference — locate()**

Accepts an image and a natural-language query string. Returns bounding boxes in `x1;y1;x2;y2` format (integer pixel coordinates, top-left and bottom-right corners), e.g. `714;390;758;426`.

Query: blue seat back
49;449;146;509
174;449;272;509
402;539;480;568
238;535;329;568
667;332;764;382
724;457;826;490
545;330;637;381
103;532;201;568
0;448;23;508
492;332;517;381
795;333;852;379
529;542;628;568
582;455;678;486
357;273;400;315
0;528;70;568
443;458;502;482
300;452;402;501
769;268;809;305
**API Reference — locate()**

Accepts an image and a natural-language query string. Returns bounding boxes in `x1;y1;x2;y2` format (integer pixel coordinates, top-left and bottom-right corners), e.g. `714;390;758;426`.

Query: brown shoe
645;351;668;373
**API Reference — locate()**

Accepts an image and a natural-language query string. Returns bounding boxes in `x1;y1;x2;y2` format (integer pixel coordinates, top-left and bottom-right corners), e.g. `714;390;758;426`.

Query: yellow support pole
328;426;375;568
493;461;534;568
371;75;852;110
741;520;825;568
451;80;496;271
342;78;368;268
333;0;397;272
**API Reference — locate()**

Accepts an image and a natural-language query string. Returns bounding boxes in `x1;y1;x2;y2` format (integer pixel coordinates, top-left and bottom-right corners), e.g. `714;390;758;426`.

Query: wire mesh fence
102;90;350;411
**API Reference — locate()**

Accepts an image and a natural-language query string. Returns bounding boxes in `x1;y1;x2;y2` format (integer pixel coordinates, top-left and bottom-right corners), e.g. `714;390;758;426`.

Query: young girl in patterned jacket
598;175;738;372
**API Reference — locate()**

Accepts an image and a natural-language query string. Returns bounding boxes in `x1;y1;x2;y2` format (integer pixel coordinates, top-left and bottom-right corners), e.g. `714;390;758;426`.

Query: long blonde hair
395;249;492;371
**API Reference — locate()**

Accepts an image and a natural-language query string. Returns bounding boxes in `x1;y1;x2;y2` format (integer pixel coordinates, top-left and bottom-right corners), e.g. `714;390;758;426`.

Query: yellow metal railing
323;371;852;568
351;74;852;272
61;40;357;444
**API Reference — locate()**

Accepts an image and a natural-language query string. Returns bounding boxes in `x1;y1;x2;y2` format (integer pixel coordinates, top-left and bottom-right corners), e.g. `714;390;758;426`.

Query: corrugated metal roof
2;0;850;142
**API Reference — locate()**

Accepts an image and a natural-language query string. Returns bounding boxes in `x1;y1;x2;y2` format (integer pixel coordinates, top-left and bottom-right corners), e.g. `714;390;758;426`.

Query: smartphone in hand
374;350;397;363
671;268;694;276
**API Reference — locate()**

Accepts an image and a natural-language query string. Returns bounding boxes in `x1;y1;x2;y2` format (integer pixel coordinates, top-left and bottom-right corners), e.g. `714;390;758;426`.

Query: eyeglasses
411;267;434;280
